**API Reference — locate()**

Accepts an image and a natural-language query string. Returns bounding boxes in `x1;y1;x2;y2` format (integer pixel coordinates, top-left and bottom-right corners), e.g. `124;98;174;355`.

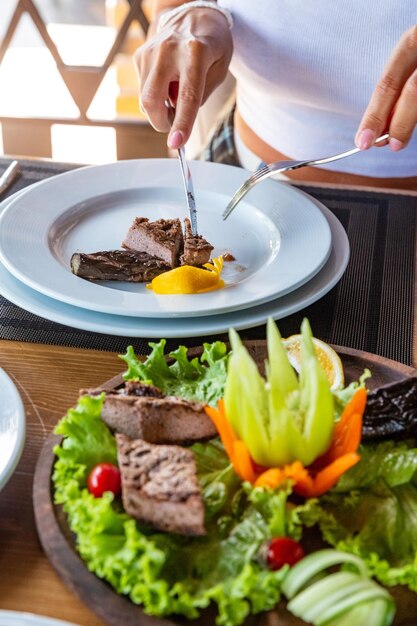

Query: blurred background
0;0;168;163
0;0;235;164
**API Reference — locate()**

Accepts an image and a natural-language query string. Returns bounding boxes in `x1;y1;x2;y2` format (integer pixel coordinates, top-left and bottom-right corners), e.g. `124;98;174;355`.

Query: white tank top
219;0;417;177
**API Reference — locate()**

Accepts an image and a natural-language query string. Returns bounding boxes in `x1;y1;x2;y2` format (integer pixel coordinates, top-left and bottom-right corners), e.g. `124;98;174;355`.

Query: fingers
136;40;179;134
356;25;417;151
387;68;417;150
167;41;211;147
136;8;233;150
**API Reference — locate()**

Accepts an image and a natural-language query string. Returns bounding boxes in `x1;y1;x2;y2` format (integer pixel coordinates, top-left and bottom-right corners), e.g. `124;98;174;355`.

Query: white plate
0;611;79;626
0;192;349;338
0;159;331;318
0;367;25;491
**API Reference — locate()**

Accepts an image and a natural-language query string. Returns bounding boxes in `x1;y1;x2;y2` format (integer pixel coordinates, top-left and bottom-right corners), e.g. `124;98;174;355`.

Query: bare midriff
235;109;417;191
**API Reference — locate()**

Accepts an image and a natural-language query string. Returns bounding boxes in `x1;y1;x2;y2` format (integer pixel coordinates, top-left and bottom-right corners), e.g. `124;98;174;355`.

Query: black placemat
0;158;415;363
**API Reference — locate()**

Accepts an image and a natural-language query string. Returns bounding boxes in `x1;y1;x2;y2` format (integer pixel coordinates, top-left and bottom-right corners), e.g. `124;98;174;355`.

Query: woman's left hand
355;25;417;152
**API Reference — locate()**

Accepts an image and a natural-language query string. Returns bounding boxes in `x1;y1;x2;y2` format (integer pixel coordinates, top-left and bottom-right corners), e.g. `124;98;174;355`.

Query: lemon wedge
147;256;225;294
282;334;344;390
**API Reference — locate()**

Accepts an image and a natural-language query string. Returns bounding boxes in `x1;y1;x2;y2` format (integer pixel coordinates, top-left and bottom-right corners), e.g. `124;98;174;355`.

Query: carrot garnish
255;467;284;489
232;440;257;483
205;388;366;498
204;402;257;482
314;387;366;467
294;452;360;498
204;402;236;459
254;461;308;489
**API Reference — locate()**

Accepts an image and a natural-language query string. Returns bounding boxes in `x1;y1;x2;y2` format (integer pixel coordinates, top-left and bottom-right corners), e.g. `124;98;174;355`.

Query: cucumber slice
324;599;394;626
282;549;369;599
289;575;366;622
318;585;393;625
282;549;395;626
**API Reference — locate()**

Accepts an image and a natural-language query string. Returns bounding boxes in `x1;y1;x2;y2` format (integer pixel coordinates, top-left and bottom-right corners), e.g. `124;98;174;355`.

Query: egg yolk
147;256;225;295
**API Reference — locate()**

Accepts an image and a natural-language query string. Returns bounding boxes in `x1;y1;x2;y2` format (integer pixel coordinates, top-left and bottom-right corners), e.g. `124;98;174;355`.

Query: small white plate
0;368;25;491
0;193;349;338
0;159;331;318
0;611;79;626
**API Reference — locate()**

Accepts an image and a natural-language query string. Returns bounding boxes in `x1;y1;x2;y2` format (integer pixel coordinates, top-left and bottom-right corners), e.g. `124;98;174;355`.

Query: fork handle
304;133;389;168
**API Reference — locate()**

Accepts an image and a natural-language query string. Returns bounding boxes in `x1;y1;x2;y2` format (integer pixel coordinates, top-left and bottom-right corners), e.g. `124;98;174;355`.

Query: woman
136;1;417;189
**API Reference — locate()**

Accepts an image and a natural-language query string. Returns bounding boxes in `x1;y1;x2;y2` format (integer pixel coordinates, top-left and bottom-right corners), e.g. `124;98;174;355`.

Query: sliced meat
80;380;164;399
100;393;217;444
122;217;183;267
123;380;165;398
70;249;170;282
180;217;214;266
116;434;205;535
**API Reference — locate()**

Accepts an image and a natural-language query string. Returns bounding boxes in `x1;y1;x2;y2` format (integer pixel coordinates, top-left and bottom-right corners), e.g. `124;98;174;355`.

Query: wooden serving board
33;341;417;626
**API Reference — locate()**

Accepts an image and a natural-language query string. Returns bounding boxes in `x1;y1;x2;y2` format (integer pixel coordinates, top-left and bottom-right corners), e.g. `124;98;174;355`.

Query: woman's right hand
135;7;233;149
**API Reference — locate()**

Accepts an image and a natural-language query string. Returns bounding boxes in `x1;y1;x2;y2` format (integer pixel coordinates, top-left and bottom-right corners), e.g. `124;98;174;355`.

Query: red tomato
87;463;121;498
266;537;305;570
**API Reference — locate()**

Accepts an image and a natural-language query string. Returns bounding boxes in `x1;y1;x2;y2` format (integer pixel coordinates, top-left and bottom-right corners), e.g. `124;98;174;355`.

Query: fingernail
168;130;183;149
356;129;376;150
389;137;405;152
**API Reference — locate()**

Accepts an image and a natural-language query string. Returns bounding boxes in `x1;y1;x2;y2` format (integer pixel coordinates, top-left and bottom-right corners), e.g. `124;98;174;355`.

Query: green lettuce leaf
119;340;228;405
53;399;292;626
295;440;417;591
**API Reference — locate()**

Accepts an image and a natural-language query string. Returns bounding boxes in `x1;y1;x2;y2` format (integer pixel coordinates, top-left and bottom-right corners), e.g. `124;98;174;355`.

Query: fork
222;133;389;220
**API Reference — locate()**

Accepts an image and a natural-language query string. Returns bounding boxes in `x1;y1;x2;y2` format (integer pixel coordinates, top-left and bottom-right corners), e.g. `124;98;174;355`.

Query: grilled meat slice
100;392;217;444
122;380;164;397
122;217;183;267
80;380;164;399
180;217;214;266
70;249;170;282
362;377;417;441
116;434;205;535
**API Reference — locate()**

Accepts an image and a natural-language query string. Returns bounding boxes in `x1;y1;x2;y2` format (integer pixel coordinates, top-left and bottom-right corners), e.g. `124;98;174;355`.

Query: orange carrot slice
295;452;360;497
204;402;236;459
232;440;257;483
255;468;284;488
255;461;309;489
314;388;366;467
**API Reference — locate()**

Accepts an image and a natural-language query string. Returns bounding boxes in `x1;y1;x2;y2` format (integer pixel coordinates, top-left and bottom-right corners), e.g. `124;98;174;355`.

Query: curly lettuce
53;397;293;626
119;339;228;405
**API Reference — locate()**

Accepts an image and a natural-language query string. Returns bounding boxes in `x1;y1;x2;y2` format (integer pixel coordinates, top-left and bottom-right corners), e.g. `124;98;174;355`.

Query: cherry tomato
266;537;305;571
87;463;121;498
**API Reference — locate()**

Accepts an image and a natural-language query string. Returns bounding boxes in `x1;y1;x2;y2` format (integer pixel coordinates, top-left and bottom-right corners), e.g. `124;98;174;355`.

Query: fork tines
222;165;271;219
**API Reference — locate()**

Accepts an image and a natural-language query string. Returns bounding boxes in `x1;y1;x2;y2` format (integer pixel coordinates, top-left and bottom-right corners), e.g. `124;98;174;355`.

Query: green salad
52;320;417;626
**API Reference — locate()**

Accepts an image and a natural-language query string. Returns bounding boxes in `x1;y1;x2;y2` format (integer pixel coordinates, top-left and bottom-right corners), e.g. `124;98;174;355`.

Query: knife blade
165;99;199;236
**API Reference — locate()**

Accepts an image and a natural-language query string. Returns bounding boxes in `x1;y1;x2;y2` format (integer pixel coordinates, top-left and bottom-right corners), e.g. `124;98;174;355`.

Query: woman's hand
356;25;417;152
135;7;233;149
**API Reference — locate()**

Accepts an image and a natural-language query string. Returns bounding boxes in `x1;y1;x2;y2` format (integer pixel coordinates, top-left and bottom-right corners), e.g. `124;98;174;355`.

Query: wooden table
0;341;123;626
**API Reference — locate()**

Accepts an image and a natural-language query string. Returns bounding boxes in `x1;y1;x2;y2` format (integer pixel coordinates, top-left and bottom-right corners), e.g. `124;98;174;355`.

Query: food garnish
87;462;121;498
265;537;305;570
205;317;364;496
282;550;395;626
205;369;365;496
147;255;225;294
282;333;345;391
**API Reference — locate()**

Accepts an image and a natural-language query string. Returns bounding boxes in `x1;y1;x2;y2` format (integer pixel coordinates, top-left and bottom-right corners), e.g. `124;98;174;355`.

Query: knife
165;99;199;237
0;160;20;198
